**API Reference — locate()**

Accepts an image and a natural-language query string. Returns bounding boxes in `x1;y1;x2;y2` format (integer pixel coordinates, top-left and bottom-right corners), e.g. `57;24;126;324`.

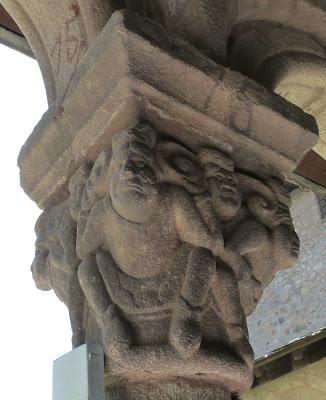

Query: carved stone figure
31;201;85;347
9;0;320;398
31;118;301;397
155;143;252;366
69;123;258;395
225;176;300;315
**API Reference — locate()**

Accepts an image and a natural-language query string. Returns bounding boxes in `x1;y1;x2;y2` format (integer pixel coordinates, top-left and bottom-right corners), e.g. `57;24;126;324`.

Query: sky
0;44;71;399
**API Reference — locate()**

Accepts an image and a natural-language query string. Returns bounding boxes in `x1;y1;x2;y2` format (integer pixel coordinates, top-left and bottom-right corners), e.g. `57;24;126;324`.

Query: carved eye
174;157;193;173
213;172;226;182
134;160;146;169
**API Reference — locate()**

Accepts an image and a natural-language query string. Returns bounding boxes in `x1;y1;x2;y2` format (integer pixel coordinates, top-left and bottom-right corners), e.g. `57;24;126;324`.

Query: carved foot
230;325;254;369
169;297;202;359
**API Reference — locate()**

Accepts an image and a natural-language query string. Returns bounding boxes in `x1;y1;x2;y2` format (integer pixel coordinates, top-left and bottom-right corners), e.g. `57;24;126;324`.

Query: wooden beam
0;5;33;57
0;4;22;35
295;150;326;188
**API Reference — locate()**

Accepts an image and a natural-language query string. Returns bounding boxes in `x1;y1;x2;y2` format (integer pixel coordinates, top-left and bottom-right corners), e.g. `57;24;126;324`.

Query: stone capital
6;3;322;399
18;10;317;209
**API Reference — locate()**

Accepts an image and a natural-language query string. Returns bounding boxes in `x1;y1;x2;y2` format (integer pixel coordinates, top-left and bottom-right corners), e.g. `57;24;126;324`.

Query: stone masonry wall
245;357;326;400
248;190;326;359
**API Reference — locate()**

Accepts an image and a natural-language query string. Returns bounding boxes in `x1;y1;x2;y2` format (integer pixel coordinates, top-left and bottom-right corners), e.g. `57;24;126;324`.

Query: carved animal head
199;148;241;222
237;174;278;227
108;123;159;221
156;140;205;193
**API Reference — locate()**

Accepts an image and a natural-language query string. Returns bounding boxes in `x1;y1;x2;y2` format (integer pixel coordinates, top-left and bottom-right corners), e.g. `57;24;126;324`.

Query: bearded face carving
31;201;85;347
199;148;242;222
108;124;159;223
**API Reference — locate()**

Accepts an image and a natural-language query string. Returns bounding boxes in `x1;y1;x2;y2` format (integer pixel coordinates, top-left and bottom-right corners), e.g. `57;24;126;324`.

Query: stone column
4;2;322;399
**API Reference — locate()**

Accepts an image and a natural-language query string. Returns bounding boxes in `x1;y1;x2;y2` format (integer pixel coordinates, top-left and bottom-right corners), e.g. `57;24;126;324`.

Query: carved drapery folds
32;122;300;397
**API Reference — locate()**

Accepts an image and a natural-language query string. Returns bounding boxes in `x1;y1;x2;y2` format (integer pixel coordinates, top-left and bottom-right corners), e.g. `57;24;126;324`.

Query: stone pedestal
106;379;232;400
3;1;323;399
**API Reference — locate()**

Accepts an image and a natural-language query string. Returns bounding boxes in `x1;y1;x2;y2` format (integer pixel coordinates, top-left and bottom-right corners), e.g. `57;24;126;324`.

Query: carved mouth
220;186;238;200
123;180;145;194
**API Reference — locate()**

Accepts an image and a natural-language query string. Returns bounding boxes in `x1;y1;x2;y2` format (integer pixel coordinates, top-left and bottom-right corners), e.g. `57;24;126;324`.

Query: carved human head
269;180;300;269
32;204;79;298
156;140;205;193
199;148;241;222
108;123;158;221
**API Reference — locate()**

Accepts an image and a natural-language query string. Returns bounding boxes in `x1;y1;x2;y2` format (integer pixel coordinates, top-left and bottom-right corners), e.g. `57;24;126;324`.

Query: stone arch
228;0;326;158
1;1;115;106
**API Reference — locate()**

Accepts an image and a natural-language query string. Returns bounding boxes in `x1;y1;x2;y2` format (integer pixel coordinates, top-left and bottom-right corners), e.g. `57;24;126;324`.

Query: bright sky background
0;44;71;400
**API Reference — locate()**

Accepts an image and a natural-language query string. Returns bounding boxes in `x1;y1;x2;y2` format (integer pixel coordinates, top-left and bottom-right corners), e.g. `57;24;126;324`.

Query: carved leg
213;260;254;368
170;247;216;359
93;251;135;360
67;272;86;348
102;304;132;363
78;255;112;326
